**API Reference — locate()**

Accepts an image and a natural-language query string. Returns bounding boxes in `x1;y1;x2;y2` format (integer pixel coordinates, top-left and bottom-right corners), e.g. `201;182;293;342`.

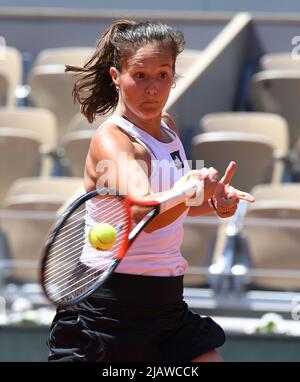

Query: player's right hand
174;167;218;200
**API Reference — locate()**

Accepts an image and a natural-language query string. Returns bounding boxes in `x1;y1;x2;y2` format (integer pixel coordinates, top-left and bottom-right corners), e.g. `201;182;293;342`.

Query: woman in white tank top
48;20;254;363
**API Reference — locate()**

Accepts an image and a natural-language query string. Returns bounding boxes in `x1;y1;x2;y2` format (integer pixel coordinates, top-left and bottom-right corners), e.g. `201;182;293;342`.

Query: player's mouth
142;100;160;105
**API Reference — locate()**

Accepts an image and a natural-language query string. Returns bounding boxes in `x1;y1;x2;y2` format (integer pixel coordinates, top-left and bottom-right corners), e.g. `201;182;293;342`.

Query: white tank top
86;115;191;276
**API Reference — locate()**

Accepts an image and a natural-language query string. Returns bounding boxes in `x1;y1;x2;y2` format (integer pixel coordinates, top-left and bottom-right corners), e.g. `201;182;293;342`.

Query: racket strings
43;195;130;304
45;203;125;276
49;199;122;252
45;198;125;273
46;197;125;273
46;198;128;300
46;226;128;292
45;217;127;288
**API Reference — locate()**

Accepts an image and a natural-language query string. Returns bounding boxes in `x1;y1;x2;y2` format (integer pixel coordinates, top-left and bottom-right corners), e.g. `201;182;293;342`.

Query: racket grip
157;178;204;213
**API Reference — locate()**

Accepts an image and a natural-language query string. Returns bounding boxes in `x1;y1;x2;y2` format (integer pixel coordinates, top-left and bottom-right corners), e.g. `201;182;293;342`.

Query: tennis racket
41;178;203;307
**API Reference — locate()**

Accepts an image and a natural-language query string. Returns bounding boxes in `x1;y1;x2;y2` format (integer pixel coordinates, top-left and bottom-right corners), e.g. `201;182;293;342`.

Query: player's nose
145;81;158;96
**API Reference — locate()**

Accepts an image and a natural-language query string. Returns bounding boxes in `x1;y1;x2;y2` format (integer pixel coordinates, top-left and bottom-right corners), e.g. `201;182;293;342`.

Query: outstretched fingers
219;162;255;203
228;187;255;203
220;161;237;185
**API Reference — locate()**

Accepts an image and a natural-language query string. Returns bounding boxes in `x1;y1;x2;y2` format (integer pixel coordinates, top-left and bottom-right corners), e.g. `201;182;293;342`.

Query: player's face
114;42;175;121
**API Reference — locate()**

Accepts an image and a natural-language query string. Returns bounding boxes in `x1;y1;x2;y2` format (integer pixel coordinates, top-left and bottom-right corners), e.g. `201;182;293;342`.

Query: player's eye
135;72;145;79
159;72;169;79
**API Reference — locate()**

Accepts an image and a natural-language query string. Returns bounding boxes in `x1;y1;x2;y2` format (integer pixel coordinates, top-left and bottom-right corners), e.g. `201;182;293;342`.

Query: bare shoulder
91;122;134;158
84;123;135;191
84;122;150;192
162;111;179;135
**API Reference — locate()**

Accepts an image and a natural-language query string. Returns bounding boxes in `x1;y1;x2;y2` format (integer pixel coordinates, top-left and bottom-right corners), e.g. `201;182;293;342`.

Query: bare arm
84;123;205;232
187;200;215;216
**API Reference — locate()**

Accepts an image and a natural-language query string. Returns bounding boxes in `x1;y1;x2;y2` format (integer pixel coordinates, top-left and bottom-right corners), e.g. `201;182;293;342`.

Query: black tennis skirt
48;273;225;362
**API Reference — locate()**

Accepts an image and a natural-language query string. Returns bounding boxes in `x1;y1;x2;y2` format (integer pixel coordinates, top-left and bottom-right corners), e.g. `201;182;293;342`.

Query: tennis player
48;20;254;362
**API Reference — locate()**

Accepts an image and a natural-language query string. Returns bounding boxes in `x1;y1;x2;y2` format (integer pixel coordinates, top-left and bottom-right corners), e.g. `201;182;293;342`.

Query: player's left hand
213;161;255;218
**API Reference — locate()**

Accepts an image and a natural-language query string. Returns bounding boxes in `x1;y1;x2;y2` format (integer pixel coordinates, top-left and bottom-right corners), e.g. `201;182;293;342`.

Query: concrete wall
0;11;225;82
1;324;300;361
2;0;300;12
166;13;257;152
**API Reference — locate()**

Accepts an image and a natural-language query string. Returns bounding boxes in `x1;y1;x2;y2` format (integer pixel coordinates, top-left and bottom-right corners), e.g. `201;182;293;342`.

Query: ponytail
65;20;135;122
66;19;184;123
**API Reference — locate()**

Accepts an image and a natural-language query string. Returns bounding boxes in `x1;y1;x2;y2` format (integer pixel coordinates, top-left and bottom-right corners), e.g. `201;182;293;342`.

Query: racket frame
41;178;202;307
41;189;131;306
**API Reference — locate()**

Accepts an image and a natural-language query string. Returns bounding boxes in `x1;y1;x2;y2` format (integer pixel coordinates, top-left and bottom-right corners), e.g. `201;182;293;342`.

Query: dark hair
65;20;185;122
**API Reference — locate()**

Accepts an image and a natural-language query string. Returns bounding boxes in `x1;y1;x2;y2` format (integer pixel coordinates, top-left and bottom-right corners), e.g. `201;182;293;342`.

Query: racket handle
157;178;204;213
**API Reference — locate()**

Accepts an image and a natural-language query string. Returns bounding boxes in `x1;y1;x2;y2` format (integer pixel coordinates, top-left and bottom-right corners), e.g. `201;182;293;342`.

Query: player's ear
109;66;120;88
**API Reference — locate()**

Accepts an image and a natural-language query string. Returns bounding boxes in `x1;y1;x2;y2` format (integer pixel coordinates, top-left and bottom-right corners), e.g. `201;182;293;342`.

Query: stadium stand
0;46;22;107
241;184;300;291
200;112;289;183
191;131;276;192
0;107;57;175
0;128;42;202
27;47;95;142
0;177;84;283
181;215;220;287
62;129;96;177
249;70;300;152
67;112;107;132
259;52;300;71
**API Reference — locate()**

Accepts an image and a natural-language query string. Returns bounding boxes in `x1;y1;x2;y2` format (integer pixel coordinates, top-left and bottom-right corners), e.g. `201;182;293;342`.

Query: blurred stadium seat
200;112;289;182
249;70;300;151
32;47;94;67
191;131;276;192
200;112;289;157
259;53;300;71
0;46;22;106
0;107;57;175
242;183;300;291
0;128;42;202
67;112;107;132
4;176;83;198
27;47;94;143
0;177;84;283
28;65;80;143
62;129;95;177
181;216;218;287
182;215;232;292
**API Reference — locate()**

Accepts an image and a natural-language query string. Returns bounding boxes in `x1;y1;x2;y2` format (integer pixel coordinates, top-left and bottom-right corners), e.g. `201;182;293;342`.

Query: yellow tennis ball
89;223;117;251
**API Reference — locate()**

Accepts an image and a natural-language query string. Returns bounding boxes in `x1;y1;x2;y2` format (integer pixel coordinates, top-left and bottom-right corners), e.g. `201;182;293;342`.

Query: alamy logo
170;150;184;169
94;153;205;205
